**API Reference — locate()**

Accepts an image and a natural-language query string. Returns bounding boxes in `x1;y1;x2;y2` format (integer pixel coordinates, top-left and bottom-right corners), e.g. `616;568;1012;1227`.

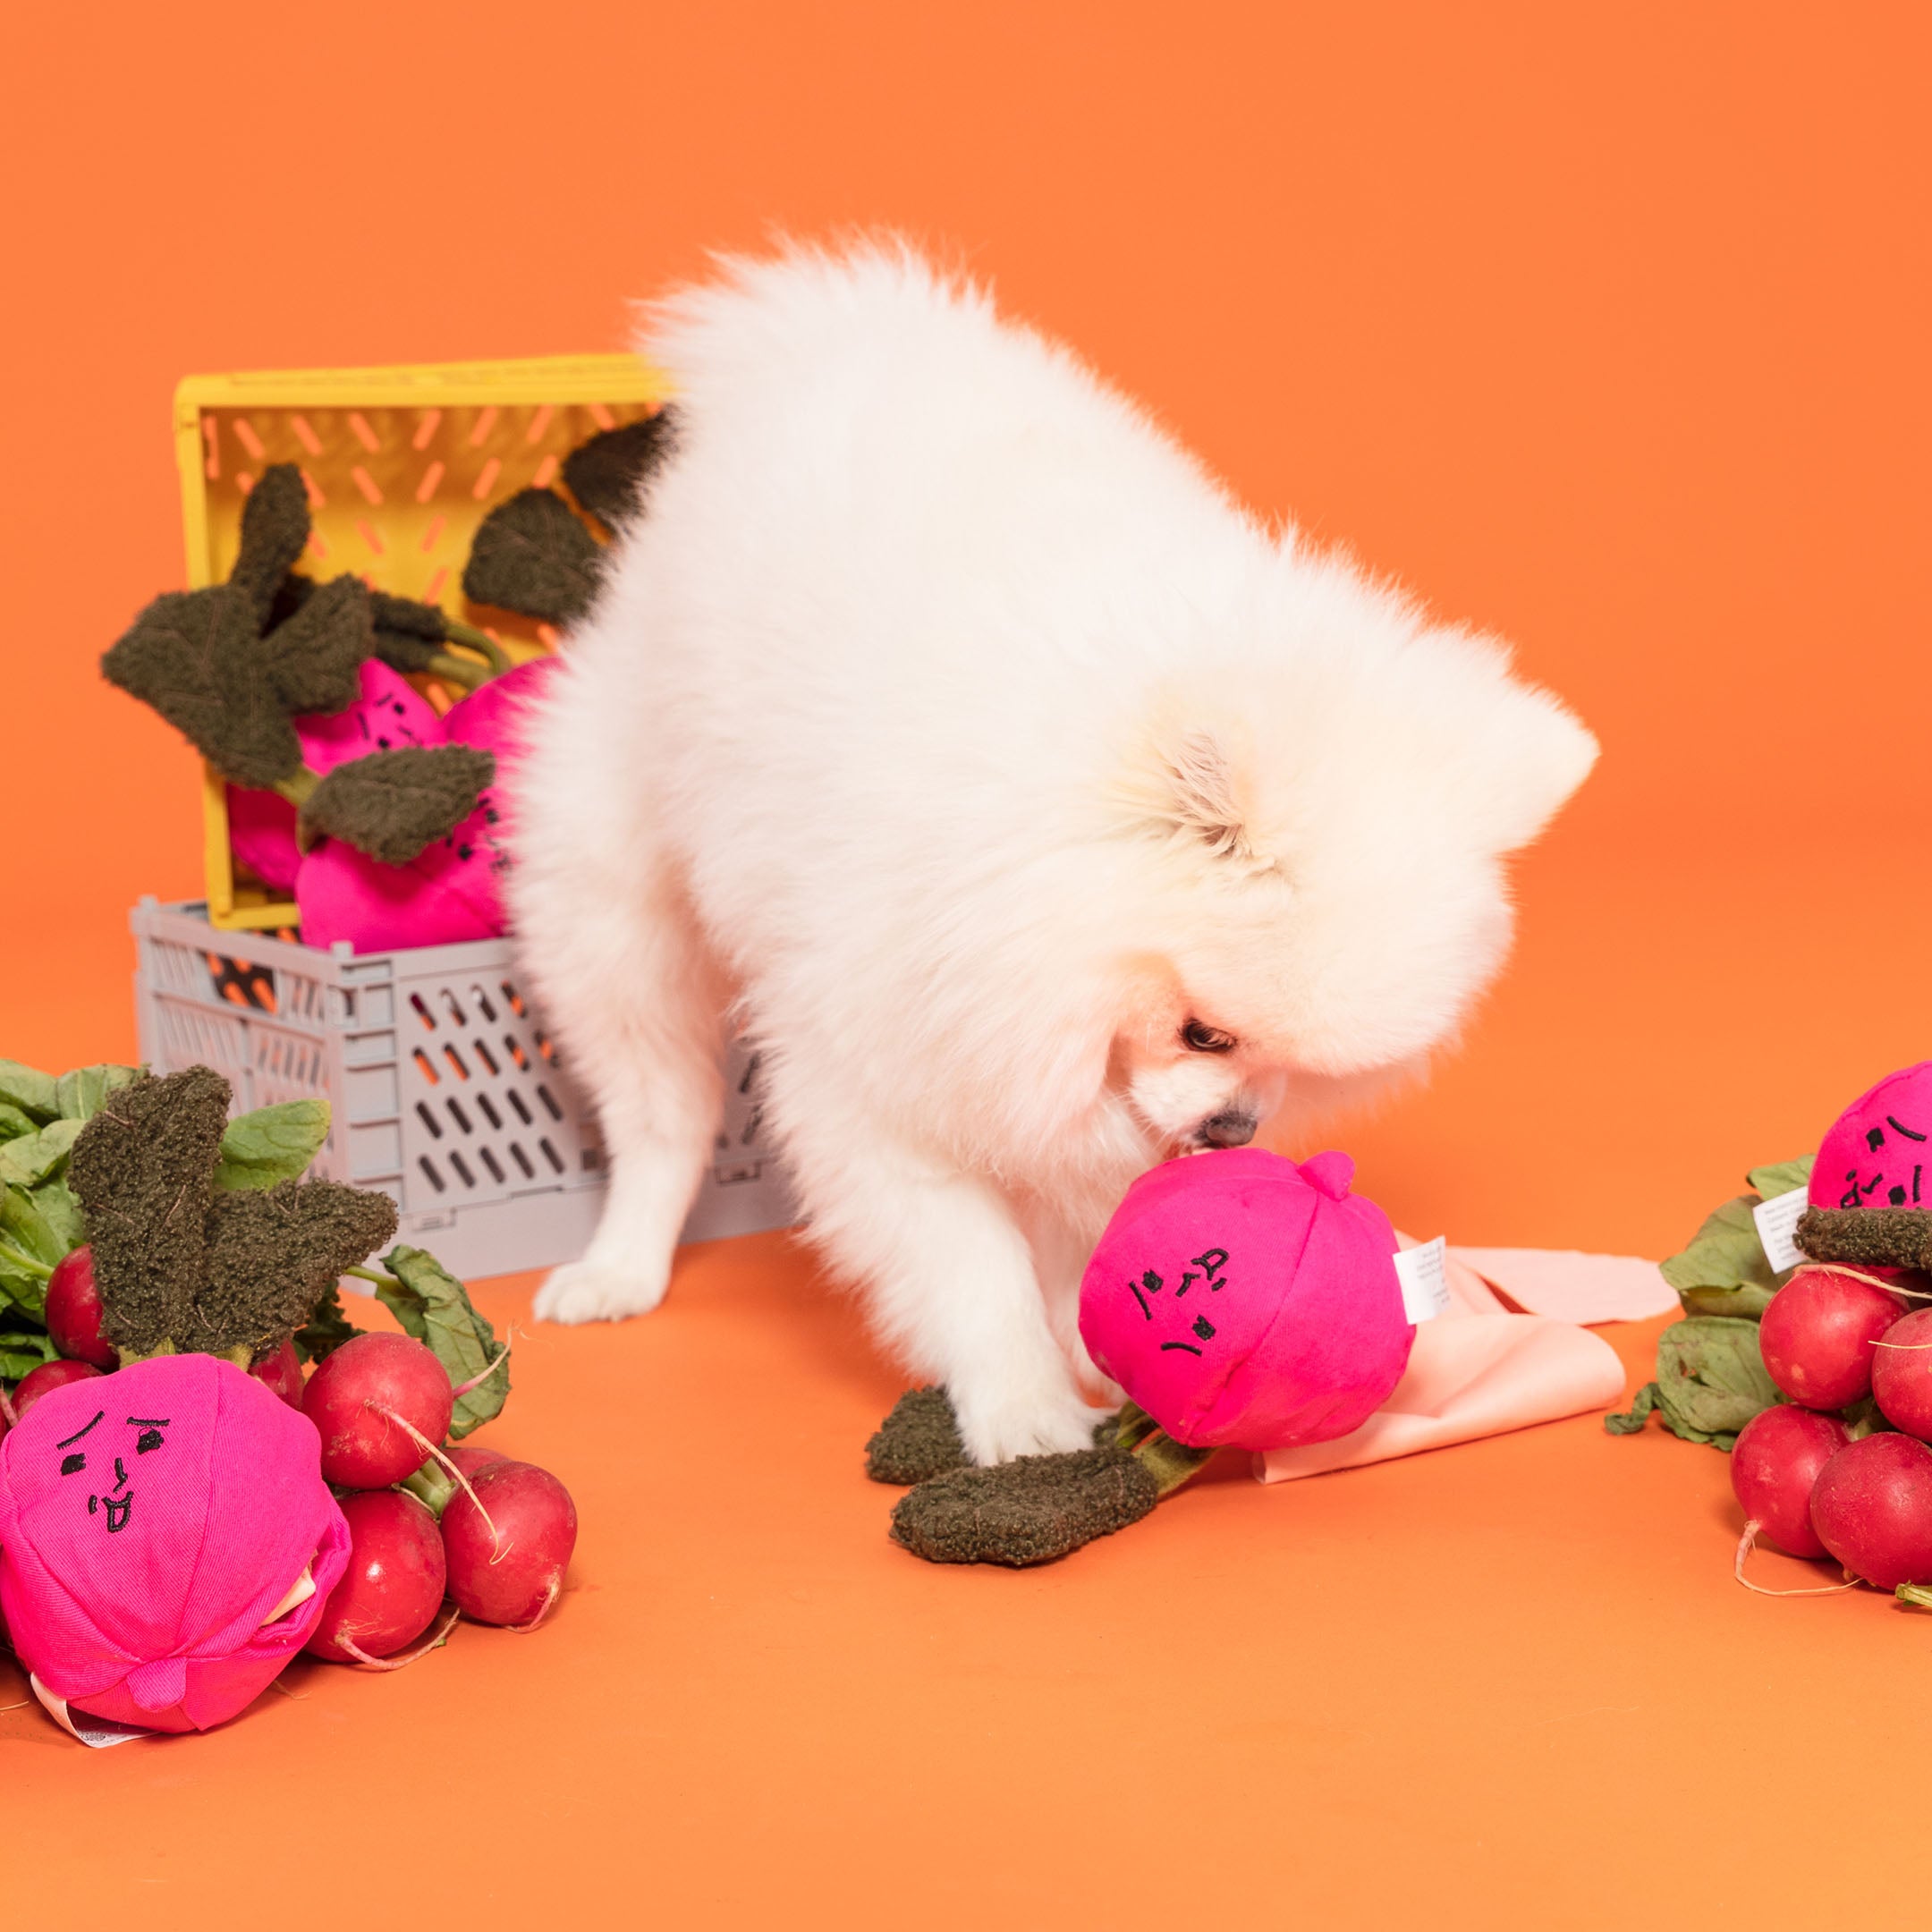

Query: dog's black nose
1198;1110;1258;1148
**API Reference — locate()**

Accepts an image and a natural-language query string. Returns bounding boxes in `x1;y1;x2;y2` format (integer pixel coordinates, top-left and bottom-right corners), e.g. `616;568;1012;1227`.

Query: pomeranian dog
509;242;1597;1465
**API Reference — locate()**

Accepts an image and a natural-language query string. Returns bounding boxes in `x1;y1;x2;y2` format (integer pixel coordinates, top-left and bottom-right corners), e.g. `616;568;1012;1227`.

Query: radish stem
339;1603;459;1671
1733;1519;1861;1597
449;1343;510;1400
375;1405;502;1551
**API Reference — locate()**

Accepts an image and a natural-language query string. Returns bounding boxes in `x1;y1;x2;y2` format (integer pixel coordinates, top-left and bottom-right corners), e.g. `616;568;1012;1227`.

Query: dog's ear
1413;631;1598;854
1119;724;1260;864
1464;675;1598;853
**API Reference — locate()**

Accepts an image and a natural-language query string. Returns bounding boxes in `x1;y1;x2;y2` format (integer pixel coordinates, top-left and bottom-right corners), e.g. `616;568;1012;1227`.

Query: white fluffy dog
509;242;1597;1465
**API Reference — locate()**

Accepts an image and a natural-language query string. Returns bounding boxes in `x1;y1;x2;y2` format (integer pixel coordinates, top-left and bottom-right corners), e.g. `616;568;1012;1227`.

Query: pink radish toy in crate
227;654;560;953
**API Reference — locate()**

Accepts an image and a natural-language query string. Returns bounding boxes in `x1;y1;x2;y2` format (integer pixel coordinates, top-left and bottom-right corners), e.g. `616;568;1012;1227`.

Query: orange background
2;2;1929;1924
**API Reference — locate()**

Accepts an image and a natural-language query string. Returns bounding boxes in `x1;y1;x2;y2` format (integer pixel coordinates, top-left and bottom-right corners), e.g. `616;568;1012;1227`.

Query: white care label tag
1393;1236;1453;1324
1752;1185;1809;1274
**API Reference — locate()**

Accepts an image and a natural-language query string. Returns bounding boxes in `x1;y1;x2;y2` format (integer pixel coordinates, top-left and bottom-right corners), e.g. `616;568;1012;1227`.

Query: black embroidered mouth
103;1495;132;1534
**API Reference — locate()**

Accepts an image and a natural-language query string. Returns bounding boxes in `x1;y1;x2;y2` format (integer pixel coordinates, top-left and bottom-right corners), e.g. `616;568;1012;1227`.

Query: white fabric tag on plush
1753;1186;1809;1274
1393;1236;1453;1324
30;1675;156;1749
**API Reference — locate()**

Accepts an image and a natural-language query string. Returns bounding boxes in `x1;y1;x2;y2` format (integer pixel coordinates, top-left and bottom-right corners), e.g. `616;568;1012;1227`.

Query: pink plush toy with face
1079;1148;1416;1452
0;1355;350;1733
1809;1060;1932;1215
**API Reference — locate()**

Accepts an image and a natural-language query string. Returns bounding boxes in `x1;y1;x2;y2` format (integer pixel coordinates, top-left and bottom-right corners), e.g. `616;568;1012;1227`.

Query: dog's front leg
800;1138;1101;1466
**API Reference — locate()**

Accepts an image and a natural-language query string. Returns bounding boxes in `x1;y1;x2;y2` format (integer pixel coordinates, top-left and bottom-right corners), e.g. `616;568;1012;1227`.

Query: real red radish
303;1489;449;1665
1871;1308;1932;1440
1731;1404;1848;1560
445;1444;510;1479
302;1332;454;1489
442;1461;577;1630
1809;1432;1932;1589
13;1359;106;1419
249;1339;305;1410
44;1246;117;1370
1758;1267;1902;1411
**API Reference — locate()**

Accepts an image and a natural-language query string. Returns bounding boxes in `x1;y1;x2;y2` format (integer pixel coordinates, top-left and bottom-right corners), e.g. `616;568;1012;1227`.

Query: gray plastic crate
131;898;794;1281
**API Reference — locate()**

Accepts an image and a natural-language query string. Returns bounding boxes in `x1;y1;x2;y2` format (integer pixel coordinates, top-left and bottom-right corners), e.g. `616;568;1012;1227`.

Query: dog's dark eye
1181;1020;1236;1055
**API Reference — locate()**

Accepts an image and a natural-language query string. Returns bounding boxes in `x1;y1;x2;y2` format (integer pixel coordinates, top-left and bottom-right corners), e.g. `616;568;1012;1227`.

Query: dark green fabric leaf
0;1118;82;1190
1654;1317;1781;1445
0;1061;59;1123
30;1179;84;1255
261;574;370;716
561;412;676;528
55;1063;141;1122
293;1282;360;1364
374;1244;508;1438
298;744;495;865
1659;1193;1785;1318
231;465;312;627
213;1099;332;1191
1747;1156;1814;1201
462;487;604;624
101;586;303;790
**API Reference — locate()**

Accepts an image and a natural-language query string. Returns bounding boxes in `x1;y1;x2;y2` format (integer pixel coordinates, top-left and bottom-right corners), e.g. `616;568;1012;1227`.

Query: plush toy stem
1114;1399;1219;1496
271;767;318;809
439;621;512;671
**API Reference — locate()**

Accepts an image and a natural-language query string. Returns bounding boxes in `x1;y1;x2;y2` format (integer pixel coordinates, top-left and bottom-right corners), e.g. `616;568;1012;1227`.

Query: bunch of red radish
1733;1264;1932;1597
10;1248;577;1671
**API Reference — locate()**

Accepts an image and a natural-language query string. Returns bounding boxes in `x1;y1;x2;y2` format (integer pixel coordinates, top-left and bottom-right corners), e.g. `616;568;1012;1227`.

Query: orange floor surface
4;1242;1926;1928
6;1;1932;1923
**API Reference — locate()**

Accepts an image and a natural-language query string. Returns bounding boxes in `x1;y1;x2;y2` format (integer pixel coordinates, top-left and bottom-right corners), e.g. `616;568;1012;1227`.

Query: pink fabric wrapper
1809;1058;1932;1213
0;1356;350;1733
1255;1243;1634;1483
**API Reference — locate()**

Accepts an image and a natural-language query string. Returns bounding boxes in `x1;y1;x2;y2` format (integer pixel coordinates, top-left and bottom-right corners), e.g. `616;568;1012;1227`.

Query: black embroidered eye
1182;1020;1236;1055
60;1453;86;1476
135;1428;164;1455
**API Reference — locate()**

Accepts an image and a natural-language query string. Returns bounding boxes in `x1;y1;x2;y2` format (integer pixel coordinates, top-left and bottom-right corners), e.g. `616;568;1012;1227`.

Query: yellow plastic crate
173;353;668;931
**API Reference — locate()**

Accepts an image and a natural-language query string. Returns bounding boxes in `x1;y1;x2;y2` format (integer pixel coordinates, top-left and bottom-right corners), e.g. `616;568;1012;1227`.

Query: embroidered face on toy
0;1354;350;1733
1080;1147;1416;1453
48;1402;174;1538
1810;1061;1932;1213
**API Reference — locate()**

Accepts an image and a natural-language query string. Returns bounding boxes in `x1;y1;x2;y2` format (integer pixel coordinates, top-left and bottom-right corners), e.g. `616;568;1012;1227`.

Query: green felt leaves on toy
462;487;605;625
229;464;314;627
66;1066;231;1359
374;1245;509;1438
297;743;496;865
199;1180;398;1364
103;586;306;790
213;1098;333;1192
261;574;372;716
561;411;677;528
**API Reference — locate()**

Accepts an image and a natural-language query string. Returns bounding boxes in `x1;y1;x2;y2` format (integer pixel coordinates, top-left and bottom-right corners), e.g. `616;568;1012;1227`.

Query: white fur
509;241;1597;1464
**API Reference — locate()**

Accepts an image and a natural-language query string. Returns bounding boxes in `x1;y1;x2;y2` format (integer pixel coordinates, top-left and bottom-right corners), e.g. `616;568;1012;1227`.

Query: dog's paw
532;1259;669;1326
957;1385;1108;1466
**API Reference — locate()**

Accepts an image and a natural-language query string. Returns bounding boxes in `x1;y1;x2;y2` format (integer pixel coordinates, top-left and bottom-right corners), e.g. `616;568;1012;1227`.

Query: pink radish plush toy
1080;1148;1417;1451
0;1355;350;1733
227;654;559;953
886;1146;1419;1566
1809;1059;1932;1215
